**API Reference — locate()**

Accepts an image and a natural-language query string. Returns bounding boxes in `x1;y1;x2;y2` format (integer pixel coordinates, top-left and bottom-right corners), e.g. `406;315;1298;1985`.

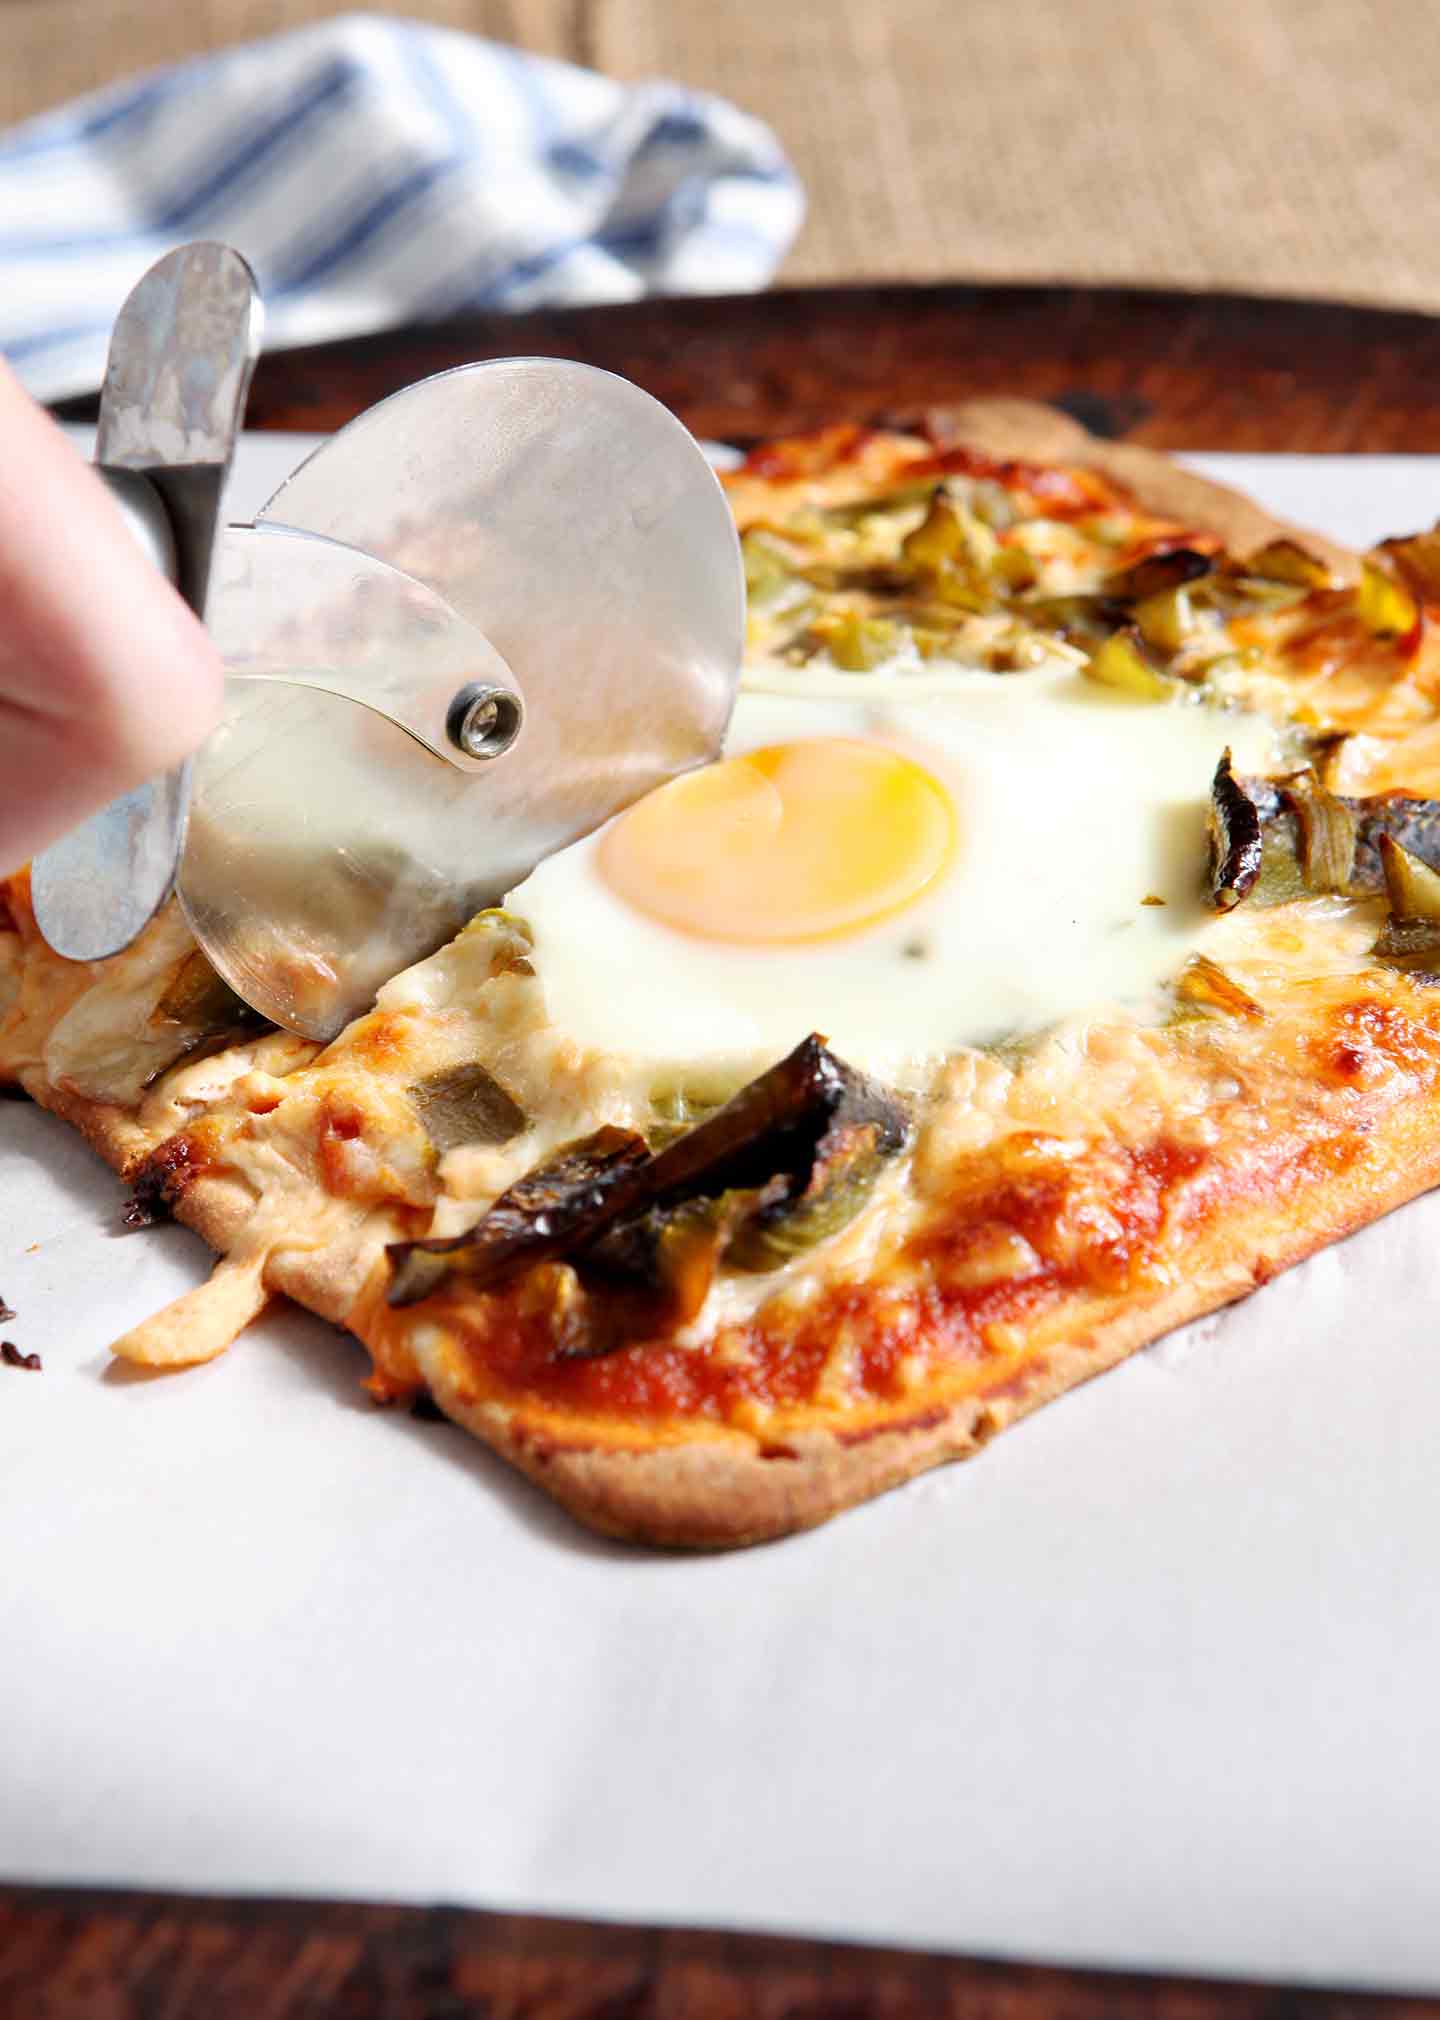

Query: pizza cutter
32;245;746;1040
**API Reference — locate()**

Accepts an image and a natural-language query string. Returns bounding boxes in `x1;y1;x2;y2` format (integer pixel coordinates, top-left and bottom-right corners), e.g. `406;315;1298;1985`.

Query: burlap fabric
6;0;1439;311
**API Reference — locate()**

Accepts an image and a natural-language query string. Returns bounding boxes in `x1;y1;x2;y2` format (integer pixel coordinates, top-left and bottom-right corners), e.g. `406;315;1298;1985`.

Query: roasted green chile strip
408;1061;527;1154
154;950;253;1028
388;1127;650;1307
386;1036;910;1310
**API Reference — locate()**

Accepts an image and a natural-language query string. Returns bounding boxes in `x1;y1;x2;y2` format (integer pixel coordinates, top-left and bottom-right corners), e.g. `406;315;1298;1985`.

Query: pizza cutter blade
33;254;744;1040
185;521;528;1036
194;357;744;1038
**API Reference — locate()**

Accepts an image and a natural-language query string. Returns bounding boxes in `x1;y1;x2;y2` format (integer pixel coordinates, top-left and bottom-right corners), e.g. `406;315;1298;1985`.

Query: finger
0;361;224;872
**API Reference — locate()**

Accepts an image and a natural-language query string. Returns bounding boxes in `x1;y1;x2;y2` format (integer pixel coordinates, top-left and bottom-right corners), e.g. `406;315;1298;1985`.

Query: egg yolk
598;738;956;944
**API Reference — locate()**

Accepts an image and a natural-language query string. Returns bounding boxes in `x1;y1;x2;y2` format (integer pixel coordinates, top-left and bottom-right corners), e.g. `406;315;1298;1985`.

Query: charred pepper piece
1208;750;1264;911
387;1127;650;1307
1104;548;1214;604
387;1037;910;1311
634;1035;907;1207
588;1045;908;1296
581;1184;786;1332
725;1112;901;1271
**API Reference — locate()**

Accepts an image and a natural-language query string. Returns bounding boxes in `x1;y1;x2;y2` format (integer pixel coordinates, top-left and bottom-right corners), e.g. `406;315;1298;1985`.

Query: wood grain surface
3;1888;1440;2020
17;285;1440;2016
59;281;1440;454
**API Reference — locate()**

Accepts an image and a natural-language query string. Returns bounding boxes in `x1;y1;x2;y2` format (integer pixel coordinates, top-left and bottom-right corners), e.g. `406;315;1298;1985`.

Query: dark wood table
15;282;1440;2020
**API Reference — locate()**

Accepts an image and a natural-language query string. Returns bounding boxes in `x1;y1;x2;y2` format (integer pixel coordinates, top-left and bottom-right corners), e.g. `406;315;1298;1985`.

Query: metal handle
31;244;262;965
97;467;178;584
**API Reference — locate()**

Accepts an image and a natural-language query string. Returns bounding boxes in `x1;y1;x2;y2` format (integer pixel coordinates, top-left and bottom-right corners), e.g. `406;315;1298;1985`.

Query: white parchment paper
3;448;1439;1989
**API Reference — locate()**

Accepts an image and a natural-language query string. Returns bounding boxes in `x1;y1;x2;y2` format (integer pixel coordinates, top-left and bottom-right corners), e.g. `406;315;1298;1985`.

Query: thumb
0;360;224;875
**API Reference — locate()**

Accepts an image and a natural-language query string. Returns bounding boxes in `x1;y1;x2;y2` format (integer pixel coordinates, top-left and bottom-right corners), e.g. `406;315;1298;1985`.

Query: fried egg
507;665;1276;1085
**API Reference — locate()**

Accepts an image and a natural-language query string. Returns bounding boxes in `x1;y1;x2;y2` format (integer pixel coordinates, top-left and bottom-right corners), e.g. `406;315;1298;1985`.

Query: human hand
0;360;224;876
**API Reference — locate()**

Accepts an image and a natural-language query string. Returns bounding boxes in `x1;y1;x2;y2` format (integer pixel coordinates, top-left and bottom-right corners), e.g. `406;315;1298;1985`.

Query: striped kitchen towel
0;13;804;402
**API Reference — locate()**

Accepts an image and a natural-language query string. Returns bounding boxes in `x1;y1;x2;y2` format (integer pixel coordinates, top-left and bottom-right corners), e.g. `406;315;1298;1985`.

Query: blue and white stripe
0;13;804;401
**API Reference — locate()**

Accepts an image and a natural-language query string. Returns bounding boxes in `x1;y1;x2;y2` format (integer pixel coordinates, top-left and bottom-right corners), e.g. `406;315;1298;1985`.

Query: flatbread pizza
8;399;1440;1546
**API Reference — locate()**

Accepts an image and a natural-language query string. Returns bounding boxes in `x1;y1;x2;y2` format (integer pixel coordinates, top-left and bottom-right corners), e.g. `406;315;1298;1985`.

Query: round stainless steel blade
183;523;528;1038
257;357;745;908
29;771;192;963
31;242;262;962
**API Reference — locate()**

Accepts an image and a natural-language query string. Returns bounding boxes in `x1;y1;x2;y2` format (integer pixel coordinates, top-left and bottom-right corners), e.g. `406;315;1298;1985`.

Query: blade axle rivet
447;682;524;761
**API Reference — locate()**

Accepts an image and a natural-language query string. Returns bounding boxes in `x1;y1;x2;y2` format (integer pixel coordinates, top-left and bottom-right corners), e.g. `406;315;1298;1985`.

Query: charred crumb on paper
1;1342;41;1371
124;1140;195;1225
121;1196;161;1231
0;1295;14;1324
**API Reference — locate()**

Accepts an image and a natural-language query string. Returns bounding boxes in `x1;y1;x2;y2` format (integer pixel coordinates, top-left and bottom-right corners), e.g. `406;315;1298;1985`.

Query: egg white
506;664;1277;1086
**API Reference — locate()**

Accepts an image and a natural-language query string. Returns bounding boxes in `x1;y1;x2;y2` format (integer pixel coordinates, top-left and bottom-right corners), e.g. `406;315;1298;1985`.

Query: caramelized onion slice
1285;772;1358;894
1173;956;1265;1022
1378;833;1440;923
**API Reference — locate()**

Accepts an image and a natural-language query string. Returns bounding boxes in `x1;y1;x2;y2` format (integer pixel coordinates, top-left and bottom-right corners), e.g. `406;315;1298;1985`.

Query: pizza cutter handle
30;242;264;965
97;467;178;585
